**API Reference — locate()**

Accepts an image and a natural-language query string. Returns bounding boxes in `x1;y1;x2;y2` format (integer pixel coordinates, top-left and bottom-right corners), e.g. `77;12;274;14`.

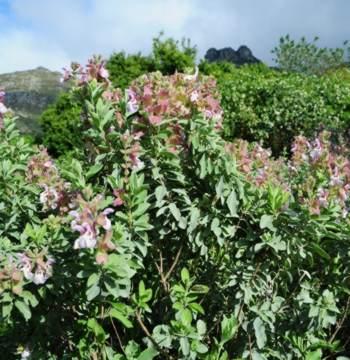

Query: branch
136;310;170;359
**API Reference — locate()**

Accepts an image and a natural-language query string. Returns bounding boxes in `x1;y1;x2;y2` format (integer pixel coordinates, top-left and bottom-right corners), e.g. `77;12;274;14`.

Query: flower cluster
291;132;350;216
0;260;24;295
19;252;54;285
61;56;109;85
69;195;115;264
120;130;145;173
130;71;223;127
0;89;8;128
225;139;289;190
27;148;71;211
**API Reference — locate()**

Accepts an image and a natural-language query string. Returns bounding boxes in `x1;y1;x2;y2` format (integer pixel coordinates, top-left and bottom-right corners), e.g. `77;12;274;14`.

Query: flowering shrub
1;58;350;359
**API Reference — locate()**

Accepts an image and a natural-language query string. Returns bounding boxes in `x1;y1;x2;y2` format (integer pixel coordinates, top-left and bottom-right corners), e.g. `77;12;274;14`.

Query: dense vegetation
1;35;350;359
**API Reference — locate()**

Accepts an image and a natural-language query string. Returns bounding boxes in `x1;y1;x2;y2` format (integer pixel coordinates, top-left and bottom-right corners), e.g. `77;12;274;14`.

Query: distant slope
0;67;68;136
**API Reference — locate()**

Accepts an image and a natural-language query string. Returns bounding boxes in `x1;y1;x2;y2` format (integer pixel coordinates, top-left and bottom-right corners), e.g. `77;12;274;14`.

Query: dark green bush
216;65;350;155
152;33;196;75
107;33;197;89
106;52;155;89
38;92;83;157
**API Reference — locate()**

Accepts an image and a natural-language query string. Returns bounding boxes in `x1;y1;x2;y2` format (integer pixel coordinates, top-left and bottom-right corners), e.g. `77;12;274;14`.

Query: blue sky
0;0;349;73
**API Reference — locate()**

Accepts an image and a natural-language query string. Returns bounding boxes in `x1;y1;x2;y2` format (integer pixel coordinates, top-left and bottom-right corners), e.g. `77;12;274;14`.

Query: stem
110;316;125;355
136;310;170;359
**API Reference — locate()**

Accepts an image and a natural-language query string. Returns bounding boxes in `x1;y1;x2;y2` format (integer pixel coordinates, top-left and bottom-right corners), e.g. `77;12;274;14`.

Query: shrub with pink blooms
2;57;350;359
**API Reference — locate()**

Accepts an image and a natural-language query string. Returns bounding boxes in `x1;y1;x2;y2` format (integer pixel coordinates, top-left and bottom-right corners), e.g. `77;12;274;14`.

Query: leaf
87;273;100;288
138;347;159;360
253;317;267;349
181;268;190;284
259;215;276;232
169;203;181;221
15;300;31;321
87;318;106;342
220;314;239;345
155;185;167;205
305;349;322;360
197;319;207;336
180;337;190;356
227;190;238;217
181;308;192;326
86;284;100;301
110;308;133;328
86;163;103;179
310;243;331;261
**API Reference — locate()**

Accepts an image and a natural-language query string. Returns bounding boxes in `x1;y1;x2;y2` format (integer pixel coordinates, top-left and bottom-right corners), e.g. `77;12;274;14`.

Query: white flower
190;91;199;102
74;230;97;249
32;269;48;285
40;186;59;210
132;158;145;171
0;102;7;115
21;348;31;359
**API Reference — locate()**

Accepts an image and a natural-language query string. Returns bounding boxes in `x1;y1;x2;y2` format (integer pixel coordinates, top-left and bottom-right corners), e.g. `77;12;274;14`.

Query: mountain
0;67;67;136
205;45;261;65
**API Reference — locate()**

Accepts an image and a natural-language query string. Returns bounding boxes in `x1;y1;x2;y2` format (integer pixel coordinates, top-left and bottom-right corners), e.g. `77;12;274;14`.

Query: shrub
38;92;83;157
106;52;155;90
151;32;196;75
218;65;350;155
2;59;350;359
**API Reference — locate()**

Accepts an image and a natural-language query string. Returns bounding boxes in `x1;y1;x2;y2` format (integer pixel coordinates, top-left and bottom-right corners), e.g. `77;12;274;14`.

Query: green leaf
227;190;238;217
86;284;100;301
196;320;207;336
220;314;238;345
110;308;133;328
181;268;190;284
15;300;31;321
181;308;193;326
87;318;106;342
253;317;267;349
138;347;158;360
86;163;103;179
180;337;190;356
310;243;331;261
305;349;322;360
259;215;276;232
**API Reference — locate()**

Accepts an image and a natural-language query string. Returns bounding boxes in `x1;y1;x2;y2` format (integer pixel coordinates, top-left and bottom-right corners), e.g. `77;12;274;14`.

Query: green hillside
0;66;68;135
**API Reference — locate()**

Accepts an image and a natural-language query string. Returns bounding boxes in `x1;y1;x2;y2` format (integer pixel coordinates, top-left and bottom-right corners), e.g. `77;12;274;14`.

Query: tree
272;35;349;75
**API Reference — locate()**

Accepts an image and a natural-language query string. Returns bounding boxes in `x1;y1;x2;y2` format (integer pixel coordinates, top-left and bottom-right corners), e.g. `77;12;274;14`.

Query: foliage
107;33;197;89
38;92;83;157
272;35;350;75
106;52;155;90
151;32;197;75
1;58;350;360
217;65;350;155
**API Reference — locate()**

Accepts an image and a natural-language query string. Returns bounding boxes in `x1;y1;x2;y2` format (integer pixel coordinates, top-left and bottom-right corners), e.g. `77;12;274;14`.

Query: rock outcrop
205;45;261;66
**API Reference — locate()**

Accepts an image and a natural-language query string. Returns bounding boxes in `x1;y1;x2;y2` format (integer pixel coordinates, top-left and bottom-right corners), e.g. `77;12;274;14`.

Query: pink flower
113;189;124;207
60;67;72;83
132;131;144;140
149;115;162;125
98;64;109;80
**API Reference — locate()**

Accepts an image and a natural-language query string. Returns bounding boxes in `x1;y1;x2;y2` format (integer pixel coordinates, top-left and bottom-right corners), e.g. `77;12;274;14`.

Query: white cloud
0;30;70;73
0;0;349;73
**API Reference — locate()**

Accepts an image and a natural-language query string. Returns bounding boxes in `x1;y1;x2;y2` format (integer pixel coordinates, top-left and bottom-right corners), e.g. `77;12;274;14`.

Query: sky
0;0;348;74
